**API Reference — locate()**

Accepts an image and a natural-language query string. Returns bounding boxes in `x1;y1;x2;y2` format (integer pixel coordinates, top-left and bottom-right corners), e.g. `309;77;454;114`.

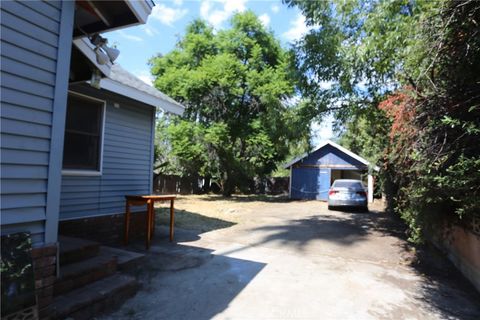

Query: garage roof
284;140;380;171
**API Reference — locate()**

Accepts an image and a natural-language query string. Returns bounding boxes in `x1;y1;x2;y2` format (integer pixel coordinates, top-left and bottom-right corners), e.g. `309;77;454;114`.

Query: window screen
62;93;103;171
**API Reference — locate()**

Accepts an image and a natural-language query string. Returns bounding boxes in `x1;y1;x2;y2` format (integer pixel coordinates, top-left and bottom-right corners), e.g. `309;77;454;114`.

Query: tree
382;1;480;241
286;0;480;241
153;114;178;176
151;12;309;195
283;0;441;180
284;0;441;120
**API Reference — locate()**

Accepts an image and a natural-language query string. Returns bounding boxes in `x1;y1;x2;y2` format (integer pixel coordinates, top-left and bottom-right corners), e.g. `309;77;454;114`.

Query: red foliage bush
378;88;417;142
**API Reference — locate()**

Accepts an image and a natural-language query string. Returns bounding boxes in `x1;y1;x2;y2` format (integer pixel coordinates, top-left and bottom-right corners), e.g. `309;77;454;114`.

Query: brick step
99;246;145;271
53;254;118;296
59;236;100;265
51;274;139;320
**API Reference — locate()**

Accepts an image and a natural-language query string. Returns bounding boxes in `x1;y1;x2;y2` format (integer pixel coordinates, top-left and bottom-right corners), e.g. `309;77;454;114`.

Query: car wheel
362;206;369;212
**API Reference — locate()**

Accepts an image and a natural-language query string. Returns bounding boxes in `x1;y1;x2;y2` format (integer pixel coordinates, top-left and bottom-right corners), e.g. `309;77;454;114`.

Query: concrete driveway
101;198;480;320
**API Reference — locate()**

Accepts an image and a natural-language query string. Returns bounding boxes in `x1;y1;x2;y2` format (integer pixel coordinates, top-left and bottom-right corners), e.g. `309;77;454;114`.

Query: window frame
61;90;106;176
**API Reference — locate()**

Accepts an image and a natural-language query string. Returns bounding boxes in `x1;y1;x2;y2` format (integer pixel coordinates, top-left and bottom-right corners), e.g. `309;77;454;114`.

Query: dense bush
380;1;480;241
287;0;480;242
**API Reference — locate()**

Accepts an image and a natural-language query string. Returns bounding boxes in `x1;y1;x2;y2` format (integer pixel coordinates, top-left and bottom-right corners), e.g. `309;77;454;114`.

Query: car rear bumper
328;199;367;207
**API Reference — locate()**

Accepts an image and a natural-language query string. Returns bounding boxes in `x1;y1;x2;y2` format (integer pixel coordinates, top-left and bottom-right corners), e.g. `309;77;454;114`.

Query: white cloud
143;24;159;37
283;13;311;42
117;30;143;42
259;13;270;27
173;0;183;6
200;0;248;29
151;3;188;26
271;4;280;13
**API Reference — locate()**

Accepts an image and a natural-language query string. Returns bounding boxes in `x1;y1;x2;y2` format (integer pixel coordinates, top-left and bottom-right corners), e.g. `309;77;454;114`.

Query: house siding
59;87;155;220
0;0;73;246
291;168;331;200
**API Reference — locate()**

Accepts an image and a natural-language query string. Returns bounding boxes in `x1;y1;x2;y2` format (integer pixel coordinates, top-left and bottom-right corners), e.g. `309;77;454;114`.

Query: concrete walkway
101;200;480;320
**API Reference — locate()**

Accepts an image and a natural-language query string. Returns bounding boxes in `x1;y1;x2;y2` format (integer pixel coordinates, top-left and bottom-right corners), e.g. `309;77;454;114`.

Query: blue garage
285;140;379;202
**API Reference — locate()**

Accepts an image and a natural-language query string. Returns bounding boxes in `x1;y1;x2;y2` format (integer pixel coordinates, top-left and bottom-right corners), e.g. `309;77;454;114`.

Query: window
332;180;364;189
62;92;104;173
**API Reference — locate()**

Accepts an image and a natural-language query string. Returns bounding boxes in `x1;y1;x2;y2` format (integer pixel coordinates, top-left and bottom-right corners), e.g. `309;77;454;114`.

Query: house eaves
73;0;154;38
73;38;112;77
100;65;185;116
126;0;154;25
71;1;155;81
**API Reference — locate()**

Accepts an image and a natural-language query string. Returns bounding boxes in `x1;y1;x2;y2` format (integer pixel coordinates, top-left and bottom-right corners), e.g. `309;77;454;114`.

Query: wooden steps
52;236;144;319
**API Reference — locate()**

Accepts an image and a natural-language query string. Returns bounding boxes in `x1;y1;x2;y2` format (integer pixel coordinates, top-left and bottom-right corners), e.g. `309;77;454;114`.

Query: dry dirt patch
154;194;386;232
154;194;295;231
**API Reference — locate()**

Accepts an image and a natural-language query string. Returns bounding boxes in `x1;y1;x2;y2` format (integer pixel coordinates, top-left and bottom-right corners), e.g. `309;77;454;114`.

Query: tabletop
125;195;176;201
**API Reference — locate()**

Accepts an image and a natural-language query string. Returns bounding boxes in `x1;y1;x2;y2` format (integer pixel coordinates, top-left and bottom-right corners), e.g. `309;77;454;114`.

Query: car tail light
356;191;367;197
328;190;337;196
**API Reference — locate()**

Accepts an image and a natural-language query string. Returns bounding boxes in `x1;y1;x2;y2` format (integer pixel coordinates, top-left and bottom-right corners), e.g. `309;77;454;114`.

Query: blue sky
104;0;333;142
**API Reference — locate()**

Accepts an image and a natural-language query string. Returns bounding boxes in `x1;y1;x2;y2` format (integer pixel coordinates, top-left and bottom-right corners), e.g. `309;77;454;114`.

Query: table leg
169;199;175;242
124;200;130;245
146;199;152;249
151;201;155;238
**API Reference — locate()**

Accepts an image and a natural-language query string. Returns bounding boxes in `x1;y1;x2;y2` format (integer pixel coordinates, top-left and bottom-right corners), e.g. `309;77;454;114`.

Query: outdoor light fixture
90;33;119;65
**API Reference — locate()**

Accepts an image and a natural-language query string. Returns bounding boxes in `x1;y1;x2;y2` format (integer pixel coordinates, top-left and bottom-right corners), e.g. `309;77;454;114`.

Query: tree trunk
222;172;234;197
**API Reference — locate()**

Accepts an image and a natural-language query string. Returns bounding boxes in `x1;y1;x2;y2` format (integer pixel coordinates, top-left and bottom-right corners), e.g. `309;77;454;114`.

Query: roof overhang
70;0;155;82
125;0;154;25
73;0;154;38
72;38;112;78
284;140;380;172
100;78;185;115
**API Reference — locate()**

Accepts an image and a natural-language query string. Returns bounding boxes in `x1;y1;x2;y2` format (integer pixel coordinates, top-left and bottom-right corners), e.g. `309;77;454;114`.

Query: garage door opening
330;170;366;185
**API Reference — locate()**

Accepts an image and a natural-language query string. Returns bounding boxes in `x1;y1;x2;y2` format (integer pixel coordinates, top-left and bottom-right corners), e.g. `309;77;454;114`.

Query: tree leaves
151;12;309;195
287;0;480;241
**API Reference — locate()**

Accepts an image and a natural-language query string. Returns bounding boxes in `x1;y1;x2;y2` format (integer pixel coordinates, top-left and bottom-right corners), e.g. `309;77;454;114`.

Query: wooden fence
153;174;289;195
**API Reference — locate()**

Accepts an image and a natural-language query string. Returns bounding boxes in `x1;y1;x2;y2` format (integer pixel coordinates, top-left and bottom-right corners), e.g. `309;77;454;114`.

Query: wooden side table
124;195;176;249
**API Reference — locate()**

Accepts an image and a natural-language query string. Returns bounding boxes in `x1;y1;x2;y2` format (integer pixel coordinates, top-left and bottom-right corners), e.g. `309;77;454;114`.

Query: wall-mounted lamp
90;33;119;65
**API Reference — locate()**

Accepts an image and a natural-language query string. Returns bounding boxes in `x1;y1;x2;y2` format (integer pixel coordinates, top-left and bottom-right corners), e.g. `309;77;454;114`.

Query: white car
328;179;368;211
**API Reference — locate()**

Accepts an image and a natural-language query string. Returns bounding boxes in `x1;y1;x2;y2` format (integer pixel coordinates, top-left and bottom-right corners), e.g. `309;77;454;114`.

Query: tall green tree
284;0;441;120
287;0;480;241
151;12;309;195
284;0;442;206
282;0;444;184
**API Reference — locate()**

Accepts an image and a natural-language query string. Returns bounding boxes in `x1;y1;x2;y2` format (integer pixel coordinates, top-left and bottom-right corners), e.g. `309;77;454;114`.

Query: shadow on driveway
250;214;371;248
107;240;266;320
248;208;480;319
248;208;406;250
110;202;480;320
409;243;480;320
